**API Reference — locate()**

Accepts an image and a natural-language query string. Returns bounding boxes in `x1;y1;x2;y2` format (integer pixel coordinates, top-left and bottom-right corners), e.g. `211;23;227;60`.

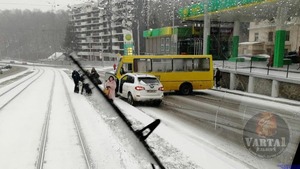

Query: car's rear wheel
127;93;136;106
180;83;193;95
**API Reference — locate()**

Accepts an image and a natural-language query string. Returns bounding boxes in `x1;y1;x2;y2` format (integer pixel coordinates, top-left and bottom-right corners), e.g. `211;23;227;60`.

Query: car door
119;75;128;97
122;75;134;98
125;75;135;96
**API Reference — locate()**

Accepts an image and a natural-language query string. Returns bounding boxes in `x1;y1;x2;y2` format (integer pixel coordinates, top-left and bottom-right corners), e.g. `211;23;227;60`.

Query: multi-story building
240;18;300;56
70;0;134;61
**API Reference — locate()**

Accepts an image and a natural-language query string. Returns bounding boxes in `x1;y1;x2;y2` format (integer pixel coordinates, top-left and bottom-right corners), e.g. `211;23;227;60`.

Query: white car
118;73;164;106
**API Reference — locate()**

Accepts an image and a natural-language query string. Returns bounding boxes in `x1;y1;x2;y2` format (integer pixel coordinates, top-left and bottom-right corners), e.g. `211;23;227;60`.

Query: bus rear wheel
180;83;193;95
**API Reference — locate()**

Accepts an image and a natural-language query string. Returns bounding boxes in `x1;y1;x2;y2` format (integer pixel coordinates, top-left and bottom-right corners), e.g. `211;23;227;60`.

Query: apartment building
240;18;300;56
70;0;134;61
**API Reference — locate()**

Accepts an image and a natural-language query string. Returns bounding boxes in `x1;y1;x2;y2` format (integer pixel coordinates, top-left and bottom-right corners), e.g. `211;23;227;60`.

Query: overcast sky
0;0;90;11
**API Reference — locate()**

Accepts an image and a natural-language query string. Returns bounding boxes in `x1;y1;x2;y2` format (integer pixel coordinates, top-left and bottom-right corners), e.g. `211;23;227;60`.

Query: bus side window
194;58;210;71
120;63;133;75
128;63;133;73
120;66;125;75
173;59;184;72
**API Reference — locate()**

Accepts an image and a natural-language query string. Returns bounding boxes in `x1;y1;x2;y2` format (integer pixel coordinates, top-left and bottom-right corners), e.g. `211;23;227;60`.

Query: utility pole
172;1;176;54
49;0;57;60
137;20;140;55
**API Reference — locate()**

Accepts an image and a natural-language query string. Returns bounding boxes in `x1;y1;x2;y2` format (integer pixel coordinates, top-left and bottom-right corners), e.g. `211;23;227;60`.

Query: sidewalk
214;60;300;83
211;88;300;107
213;59;300;102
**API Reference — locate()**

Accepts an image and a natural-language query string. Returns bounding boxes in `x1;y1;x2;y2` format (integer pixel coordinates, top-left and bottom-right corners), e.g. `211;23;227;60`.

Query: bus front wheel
180;83;193;95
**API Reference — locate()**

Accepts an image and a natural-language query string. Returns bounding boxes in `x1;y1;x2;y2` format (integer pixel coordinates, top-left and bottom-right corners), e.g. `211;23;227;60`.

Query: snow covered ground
0;66;299;169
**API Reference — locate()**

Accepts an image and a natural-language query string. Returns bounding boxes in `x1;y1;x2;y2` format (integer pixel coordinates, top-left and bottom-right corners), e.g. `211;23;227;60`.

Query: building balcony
76;28;87;32
102;32;112;36
74;16;89;21
81;46;89;49
112;30;123;35
102;40;110;43
78;40;88;43
93;52;100;56
99;19;108;23
112;46;122;50
112;38;123;43
77;52;90;56
92;20;100;24
92;33;100;37
76;34;86;38
92;27;100;30
111;23;123;28
93;45;103;49
93;39;100;43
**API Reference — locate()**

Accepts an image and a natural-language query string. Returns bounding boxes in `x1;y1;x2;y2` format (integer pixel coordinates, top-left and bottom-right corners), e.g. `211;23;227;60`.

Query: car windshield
138;77;159;84
0;0;300;169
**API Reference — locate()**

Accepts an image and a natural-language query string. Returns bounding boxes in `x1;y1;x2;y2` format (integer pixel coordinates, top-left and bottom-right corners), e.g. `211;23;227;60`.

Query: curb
211;89;300;107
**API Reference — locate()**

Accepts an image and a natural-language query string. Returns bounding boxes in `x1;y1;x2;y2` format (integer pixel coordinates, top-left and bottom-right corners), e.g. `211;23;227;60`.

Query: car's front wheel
127;93;136;106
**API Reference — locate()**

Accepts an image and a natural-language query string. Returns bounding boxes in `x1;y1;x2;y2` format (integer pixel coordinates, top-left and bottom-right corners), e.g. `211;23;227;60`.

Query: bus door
120;63;133;76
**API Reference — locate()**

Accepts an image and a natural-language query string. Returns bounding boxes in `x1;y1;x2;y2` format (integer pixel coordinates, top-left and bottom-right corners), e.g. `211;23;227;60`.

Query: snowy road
0;67;159;169
0;66;299;169
127;92;300;169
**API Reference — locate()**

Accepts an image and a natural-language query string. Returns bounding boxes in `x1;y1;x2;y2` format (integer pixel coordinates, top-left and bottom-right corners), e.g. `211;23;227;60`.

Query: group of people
71;67;101;95
71;67;117;101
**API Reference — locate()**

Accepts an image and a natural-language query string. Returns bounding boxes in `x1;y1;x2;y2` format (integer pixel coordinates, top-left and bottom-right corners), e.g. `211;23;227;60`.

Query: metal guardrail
218;59;300;79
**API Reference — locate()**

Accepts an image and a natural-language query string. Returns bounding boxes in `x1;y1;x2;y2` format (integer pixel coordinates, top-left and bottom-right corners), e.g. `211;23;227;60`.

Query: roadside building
242;18;300;56
69;1;134;61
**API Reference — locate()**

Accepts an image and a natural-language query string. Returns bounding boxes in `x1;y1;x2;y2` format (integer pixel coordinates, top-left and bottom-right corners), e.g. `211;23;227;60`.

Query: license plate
147;90;156;93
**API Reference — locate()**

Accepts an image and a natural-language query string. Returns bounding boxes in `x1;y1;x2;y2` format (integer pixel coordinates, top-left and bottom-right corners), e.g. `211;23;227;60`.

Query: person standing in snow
71;70;80;93
214;68;222;89
90;67;101;85
113;63;117;70
105;76;116;101
80;70;92;95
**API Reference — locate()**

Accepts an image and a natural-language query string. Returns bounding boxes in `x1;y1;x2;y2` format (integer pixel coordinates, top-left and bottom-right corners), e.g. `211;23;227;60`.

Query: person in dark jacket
80;70;92;95
71;70;80;93
214;68;222;89
90;67;101;85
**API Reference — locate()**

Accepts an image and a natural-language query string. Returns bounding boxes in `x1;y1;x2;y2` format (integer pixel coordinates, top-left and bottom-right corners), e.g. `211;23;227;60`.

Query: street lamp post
172;1;177;54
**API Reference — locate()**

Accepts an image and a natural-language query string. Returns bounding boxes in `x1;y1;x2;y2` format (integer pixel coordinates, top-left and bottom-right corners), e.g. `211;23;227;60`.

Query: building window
254;33;259;41
267;48;272;55
268;32;273;42
161;38;165;53
286;31;290;41
165;38;170;52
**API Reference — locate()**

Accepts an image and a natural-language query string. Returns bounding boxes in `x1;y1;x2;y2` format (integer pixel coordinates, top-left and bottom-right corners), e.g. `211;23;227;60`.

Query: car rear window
138;77;159;84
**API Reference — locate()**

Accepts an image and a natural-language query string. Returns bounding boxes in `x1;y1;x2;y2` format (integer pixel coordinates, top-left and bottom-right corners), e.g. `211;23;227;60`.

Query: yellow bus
115;55;214;95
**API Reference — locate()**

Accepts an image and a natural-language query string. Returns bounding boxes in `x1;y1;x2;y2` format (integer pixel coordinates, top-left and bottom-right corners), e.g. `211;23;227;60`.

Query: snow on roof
239;42;264;45
47;52;65;61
